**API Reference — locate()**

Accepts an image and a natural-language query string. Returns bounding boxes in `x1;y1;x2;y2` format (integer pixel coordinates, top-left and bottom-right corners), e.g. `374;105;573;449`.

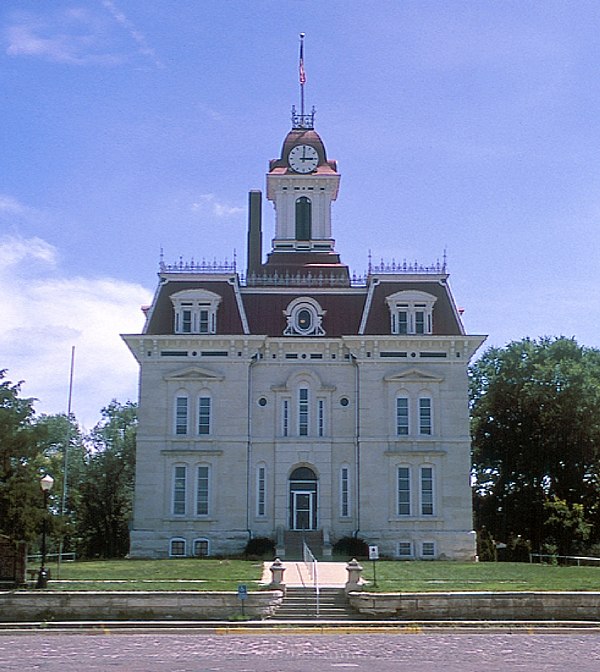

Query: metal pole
58;346;75;579
299;33;306;119
36;491;48;589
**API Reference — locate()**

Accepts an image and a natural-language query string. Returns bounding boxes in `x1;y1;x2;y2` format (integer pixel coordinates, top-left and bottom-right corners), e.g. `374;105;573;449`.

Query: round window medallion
258;397;267;407
296;308;313;332
340;397;350;407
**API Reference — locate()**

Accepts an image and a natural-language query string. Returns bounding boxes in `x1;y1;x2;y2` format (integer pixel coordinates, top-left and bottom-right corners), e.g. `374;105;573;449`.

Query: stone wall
0;537;27;587
348;591;600;620
0;590;283;622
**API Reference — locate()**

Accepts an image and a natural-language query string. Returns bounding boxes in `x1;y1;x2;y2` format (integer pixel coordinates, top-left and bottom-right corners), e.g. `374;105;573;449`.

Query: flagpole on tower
299;32;306;118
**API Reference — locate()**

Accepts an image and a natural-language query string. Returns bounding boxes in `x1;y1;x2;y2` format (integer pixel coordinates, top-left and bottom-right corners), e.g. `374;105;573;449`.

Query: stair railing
302;540;319;617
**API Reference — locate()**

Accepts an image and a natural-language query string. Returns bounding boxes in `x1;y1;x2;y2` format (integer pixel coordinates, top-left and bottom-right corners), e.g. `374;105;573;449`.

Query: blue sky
2;0;600;427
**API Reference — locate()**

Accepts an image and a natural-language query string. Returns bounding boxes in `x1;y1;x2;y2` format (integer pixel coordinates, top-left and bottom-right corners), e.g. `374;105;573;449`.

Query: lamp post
36;474;54;589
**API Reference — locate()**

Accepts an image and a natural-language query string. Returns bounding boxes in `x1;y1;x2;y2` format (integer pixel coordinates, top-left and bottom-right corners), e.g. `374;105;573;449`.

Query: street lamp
36;474;54;589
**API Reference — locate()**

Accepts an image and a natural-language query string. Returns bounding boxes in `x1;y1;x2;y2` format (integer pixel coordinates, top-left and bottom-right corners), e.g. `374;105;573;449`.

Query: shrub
243;537;275;559
332;536;369;559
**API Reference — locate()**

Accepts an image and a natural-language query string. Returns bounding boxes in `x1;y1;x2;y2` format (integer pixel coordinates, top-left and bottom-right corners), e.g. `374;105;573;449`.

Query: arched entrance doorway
289;466;318;530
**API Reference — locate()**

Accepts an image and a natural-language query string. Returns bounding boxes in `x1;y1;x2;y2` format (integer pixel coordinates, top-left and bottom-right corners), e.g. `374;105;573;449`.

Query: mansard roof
144;279;245;336
142;272;465;338
363;279;464;336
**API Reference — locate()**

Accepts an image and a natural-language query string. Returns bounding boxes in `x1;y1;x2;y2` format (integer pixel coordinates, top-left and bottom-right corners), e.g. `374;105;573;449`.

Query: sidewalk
260;561;349;587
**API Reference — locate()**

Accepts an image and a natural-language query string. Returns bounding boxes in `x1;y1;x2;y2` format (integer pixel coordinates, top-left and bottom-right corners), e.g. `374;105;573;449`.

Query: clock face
288;144;319;173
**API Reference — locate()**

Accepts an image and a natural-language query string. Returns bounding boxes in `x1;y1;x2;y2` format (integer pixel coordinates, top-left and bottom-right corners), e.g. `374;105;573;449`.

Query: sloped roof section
242;290;366;337
362;279;464;336
144;279;245;335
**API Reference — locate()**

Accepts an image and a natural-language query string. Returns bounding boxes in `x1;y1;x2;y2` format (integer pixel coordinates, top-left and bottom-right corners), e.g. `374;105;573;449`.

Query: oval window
296;308;313;332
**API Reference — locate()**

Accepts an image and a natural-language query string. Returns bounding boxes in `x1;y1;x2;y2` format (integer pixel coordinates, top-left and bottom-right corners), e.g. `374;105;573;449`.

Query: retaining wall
348;591;600;620
0;590;283;622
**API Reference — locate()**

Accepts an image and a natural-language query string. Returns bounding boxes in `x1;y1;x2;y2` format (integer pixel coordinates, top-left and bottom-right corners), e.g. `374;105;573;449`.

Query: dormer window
171;289;222;335
284;297;326;336
386;290;437;336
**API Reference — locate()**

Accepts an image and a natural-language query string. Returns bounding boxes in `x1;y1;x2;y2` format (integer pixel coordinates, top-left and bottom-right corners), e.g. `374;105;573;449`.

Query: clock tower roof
268;127;338;176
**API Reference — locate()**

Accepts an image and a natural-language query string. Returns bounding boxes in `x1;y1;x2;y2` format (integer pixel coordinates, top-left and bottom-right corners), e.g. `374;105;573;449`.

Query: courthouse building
123;86;485;560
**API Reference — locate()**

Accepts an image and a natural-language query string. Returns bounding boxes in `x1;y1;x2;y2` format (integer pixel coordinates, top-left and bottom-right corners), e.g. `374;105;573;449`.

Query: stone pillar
269;558;286;591
345;558;364;594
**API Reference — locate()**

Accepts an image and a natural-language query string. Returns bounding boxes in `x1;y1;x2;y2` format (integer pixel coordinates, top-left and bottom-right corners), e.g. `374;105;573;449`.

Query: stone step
272;587;357;620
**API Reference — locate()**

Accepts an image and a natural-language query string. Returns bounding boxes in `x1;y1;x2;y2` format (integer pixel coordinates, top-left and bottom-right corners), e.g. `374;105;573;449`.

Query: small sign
237;584;248;600
368;545;379;561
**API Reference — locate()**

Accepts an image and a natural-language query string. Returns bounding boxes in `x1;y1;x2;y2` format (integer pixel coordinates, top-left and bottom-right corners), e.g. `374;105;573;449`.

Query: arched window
295;197;312;240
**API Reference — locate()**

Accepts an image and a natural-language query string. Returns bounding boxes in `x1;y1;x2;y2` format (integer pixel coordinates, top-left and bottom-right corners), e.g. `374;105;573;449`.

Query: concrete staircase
283;530;323;559
273;587;356;620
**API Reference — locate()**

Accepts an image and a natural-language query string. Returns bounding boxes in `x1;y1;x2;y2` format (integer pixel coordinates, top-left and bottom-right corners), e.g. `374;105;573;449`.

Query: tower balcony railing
159;255;447;286
291;105;315;130
159;257;237;274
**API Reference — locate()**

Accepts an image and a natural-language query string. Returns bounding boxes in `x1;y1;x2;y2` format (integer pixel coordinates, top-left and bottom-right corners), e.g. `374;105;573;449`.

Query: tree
470;337;600;551
34;413;87;554
543;497;591;557
76;401;137;558
0;370;49;543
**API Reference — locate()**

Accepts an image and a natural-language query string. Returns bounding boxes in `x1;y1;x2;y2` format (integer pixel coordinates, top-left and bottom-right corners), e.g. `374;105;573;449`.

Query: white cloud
192;194;245;218
4;5;160;67
0;234;152;429
5;16;120;66
101;0;163;68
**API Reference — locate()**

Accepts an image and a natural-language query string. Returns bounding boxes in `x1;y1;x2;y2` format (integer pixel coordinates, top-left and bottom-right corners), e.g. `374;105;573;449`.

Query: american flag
299;37;306;85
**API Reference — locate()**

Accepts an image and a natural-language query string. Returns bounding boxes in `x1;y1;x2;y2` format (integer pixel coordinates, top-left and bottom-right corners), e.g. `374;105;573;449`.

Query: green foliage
0;370;49;543
75;401;137;558
244;536;275;559
332;535;369;559
470;337;600;551
476;526;497;562
34;412;86;552
543;497;591;556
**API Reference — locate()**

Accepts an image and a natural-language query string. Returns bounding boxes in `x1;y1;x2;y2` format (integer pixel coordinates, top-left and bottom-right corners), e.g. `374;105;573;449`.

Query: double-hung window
175;396;188;435
196;465;210;516
299;388;309;436
340;466;350;518
257;465;266;517
419;397;432;435
420;466;434;516
396;397;409;436
318;399;325;437
171;289;221;335
397;466;411;516
173;465;187;515
386;291;436;335
282;399;290;437
198;396;211;435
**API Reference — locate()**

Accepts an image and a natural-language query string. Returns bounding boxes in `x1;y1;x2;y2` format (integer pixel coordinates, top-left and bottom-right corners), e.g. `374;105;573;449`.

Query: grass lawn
363;560;600;592
47;558;264;591
40;558;600;592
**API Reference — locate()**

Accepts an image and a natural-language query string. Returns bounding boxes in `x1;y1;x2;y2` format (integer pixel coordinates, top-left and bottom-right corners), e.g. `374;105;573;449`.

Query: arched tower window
295;197;312;240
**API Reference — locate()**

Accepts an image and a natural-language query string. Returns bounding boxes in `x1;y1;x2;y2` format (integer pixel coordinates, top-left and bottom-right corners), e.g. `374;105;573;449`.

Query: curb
2;619;600;634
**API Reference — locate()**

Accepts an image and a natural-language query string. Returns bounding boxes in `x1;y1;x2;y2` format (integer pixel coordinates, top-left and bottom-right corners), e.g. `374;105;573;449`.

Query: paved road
1;631;600;671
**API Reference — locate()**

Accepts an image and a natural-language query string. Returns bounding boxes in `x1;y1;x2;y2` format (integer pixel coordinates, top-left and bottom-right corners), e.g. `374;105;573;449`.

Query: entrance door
292;491;314;530
289;466;318;530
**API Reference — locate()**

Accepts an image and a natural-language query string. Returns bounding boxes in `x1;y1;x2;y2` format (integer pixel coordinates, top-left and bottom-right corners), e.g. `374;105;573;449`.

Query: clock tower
258;37;349;283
